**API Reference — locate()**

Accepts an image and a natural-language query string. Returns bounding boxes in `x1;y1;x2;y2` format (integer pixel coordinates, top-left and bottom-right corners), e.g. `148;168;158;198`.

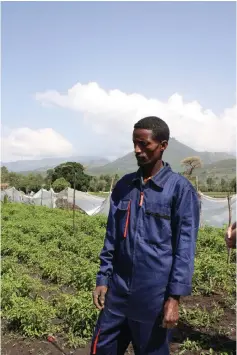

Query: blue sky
2;1;236;162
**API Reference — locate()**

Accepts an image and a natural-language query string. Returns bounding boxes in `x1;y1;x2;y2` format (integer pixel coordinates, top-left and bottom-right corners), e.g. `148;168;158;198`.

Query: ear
160;140;168;151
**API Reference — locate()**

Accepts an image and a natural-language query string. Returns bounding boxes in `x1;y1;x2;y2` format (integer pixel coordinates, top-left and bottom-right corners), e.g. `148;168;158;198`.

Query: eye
133;140;148;147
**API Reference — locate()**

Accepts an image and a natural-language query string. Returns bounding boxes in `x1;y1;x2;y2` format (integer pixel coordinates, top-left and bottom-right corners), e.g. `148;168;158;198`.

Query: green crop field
204;192;233;198
1;203;236;355
88;191;110;198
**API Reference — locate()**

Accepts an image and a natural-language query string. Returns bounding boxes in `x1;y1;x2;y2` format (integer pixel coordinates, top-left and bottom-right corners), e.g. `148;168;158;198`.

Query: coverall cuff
168;282;192;296
96;275;109;287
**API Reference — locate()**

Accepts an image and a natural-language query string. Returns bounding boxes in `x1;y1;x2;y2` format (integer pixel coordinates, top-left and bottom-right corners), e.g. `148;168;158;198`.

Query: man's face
133;128;168;167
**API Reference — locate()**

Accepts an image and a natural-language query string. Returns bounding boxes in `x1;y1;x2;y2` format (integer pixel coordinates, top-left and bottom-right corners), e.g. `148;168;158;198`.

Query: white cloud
1;127;73;162
35;82;236;155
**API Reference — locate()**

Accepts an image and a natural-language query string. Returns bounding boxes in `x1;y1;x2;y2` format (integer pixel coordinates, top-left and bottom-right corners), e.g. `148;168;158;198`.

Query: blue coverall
91;163;200;355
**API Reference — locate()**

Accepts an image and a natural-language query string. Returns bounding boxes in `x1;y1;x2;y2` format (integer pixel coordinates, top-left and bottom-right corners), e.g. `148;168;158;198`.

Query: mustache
135;154;145;159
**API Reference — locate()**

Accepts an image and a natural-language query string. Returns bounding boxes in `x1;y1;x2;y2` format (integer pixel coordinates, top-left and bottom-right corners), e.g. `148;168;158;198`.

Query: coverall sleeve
168;185;200;296
96;192;117;287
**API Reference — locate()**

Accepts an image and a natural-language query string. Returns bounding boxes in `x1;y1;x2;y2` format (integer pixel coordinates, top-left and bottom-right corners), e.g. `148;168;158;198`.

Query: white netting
199;193;236;228
57;188;105;215
1;187;58;208
30;188;58;208
92;195;111;216
1;187;24;203
1;186;236;226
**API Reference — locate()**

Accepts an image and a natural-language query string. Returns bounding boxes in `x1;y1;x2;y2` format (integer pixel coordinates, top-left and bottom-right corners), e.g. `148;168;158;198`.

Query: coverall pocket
116;199;131;238
145;202;171;221
144;202;172;245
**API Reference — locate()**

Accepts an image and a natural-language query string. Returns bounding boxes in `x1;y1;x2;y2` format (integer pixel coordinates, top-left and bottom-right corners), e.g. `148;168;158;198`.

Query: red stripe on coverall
92;328;101;355
123;200;131;238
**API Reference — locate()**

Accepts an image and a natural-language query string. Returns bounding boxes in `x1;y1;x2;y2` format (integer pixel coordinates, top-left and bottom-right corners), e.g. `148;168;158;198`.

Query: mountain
2;138;235;178
2;156;110;173
202;159;236;170
196;159;236;182
87;138;235;176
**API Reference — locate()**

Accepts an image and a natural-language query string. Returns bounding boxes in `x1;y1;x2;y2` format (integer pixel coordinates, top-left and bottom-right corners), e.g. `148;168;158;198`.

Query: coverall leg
90;307;131;355
90;307;171;355
128;318;170;355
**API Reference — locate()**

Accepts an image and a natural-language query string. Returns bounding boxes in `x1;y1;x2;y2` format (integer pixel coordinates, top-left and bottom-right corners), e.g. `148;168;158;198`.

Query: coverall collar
132;161;173;188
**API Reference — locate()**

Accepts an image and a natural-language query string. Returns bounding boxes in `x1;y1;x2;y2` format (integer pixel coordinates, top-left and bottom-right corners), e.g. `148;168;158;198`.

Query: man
91;116;200;355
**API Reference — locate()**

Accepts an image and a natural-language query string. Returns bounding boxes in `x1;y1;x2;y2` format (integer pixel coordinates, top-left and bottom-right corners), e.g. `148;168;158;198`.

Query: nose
134;144;141;154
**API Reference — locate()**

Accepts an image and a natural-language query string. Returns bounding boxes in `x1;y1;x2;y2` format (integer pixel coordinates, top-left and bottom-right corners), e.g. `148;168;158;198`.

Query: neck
142;160;163;179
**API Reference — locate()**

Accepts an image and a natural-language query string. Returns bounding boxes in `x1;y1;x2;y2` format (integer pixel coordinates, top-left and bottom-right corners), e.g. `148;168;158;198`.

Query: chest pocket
144;202;172;245
115;199;131;239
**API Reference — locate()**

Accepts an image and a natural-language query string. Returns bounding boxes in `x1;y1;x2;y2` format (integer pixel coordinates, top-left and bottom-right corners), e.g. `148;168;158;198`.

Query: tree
220;178;229;193
230;177;236;193
206;177;214;192
52;177;71;192
1;166;9;183
181;156;202;176
199;184;208;192
45;169;54;187
8;172;25;190
4;169;45;193
97;179;107;192
51;162;91;191
23;173;44;193
89;177;98;192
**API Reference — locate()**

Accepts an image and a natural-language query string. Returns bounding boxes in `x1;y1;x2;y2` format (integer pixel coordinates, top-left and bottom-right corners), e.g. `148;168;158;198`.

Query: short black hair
134;116;170;142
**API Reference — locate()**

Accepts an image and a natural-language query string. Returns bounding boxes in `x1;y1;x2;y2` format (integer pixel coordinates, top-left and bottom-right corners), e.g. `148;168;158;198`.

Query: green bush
1;202;236;347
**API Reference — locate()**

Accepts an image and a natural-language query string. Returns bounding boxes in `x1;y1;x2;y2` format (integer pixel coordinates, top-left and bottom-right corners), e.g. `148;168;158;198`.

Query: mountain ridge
2;138;235;176
2;156;110;173
87;138;235;175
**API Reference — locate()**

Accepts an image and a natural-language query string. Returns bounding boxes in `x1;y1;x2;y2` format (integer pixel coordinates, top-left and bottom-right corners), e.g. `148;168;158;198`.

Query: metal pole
73;172;76;235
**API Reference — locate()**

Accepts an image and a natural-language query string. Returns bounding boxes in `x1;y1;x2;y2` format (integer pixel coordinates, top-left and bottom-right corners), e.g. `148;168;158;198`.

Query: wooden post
198;191;203;228
41;188;43;206
227;193;232;264
67;186;69;210
51;189;53;208
109;176;115;195
227;193;232;226
196;176;199;191
73;172;76;236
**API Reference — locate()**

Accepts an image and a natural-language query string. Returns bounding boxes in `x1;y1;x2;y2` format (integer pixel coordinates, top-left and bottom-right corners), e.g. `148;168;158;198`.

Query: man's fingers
92;291;102;310
92;288;108;310
99;290;106;308
162;319;178;328
162;315;179;328
162;319;168;328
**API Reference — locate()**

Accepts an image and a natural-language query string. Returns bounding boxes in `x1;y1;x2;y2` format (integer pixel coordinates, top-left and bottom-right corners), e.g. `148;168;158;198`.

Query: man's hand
225;222;236;249
162;297;179;329
92;286;108;310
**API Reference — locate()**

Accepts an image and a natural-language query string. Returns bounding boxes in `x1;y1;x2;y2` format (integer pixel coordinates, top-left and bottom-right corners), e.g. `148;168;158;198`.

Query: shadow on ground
171;321;236;354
